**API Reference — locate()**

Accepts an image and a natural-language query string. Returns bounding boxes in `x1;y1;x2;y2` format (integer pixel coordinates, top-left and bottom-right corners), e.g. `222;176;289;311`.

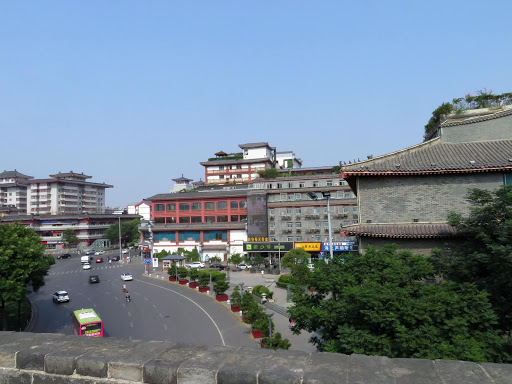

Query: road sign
145;259;151;265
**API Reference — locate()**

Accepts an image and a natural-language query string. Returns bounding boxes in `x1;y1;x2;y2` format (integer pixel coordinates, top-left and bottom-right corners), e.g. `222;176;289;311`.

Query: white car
82;263;91;270
121;273;133;281
95;250;105;255
186;261;205;269
52;291;69;303
236;263;251;270
122;249;129;254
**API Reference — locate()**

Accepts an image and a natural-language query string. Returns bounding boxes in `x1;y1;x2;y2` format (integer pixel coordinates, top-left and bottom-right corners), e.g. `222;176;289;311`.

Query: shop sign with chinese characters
294;242;322;251
322;241;355;252
243;242;293;252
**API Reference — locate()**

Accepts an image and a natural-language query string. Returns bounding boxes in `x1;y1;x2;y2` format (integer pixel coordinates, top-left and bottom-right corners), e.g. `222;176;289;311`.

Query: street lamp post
175;261;178;281
225;243;230;281
307;191;334;259
118;216;122;262
209;269;213;295
265;311;274;339
239;282;244;296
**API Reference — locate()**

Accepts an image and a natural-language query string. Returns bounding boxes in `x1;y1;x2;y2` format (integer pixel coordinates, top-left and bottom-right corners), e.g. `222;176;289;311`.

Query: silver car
52;291;69;303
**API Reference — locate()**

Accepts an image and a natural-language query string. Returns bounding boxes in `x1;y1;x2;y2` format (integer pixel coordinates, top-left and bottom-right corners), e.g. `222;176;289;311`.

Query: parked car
186;261;205;269
52;291;69;303
122;249;129;254
57;253;71;259
94;250;105;255
209;263;227;270
82;263;91;270
121;273;133;281
236;263;251;270
89;275;100;284
85;249;96;255
95;257;103;263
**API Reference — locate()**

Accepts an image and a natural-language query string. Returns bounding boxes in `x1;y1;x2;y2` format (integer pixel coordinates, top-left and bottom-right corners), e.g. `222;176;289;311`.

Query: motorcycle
126;295;131;302
122;286;126;292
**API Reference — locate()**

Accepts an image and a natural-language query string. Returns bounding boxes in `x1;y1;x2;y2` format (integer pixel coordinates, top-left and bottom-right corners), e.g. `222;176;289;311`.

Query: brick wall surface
359;173;503;224
1;332;512;384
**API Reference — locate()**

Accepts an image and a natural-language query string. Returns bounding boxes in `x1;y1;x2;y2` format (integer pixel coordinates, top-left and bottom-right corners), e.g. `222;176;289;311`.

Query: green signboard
243;242;294;252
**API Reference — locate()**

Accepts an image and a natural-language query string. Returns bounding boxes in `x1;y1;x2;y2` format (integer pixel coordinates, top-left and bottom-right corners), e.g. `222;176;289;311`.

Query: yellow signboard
294;242;322;251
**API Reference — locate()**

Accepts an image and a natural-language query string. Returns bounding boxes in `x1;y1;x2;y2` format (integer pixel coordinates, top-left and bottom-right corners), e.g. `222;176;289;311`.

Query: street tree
61;229;78;249
103;218;140;246
430;185;512;334
289;244;508;362
0;223;53;330
281;247;312;286
228;253;244;266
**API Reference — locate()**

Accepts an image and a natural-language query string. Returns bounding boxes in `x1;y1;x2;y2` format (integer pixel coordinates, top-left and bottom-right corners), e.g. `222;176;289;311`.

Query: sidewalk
147;266;316;353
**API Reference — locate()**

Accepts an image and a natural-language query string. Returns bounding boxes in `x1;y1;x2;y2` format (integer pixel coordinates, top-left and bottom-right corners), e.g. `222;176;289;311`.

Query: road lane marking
164;324;167;331
137;279;226;346
153;304;157;309
128;312;131;318
130;322;133;328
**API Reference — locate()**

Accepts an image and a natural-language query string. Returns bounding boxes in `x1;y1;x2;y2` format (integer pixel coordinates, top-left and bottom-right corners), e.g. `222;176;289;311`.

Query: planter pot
169;276;177;282
216;294;229;302
260;340;266;348
230;305;240;312
251;329;262;339
189;282;199;289
199;286;209;293
243;316;250;323
179;279;189;285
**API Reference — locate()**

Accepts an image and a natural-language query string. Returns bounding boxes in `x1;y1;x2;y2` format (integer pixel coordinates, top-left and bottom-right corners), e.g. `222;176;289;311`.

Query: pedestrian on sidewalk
289;317;294;328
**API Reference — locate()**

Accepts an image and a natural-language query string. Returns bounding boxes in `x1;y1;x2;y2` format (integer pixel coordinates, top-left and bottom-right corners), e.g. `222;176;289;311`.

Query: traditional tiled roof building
340;106;512;254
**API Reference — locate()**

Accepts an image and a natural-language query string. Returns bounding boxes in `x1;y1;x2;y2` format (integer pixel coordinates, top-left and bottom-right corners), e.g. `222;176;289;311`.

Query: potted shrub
167;263;178;282
214;278;230;301
177;266;188;285
261;333;291;350
251;315;270;339
252;285;274;300
188;268;200;289
240;291;258;322
230;286;242;312
198;271;210;293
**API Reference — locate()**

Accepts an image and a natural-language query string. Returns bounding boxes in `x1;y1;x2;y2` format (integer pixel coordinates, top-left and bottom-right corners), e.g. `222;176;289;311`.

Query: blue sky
1;1;510;207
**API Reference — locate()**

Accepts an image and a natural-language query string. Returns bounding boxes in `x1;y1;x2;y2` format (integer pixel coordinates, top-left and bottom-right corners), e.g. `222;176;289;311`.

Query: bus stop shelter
161;255;186;271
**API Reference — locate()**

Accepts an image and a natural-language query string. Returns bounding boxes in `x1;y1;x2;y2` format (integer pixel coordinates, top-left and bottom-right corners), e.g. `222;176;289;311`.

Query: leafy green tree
289;244;508;362
282;248;312;286
177;266;188;280
424;102;454;135
257;168;279;179
431;185;512;334
209;256;221;264
0;224;53;330
263;332;291;350
213;278;229;295
61;229;78;249
188;268;199;282
103;218;141;247
187;247;200;262
198;271;210;288
228;253;244;266
230;285;242;306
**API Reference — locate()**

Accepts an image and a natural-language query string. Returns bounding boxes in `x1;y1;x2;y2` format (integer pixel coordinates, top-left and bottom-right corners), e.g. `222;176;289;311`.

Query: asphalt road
28;251;257;348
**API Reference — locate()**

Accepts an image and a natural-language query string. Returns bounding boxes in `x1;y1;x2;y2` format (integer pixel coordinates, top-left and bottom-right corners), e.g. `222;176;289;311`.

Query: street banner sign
243;242;293;252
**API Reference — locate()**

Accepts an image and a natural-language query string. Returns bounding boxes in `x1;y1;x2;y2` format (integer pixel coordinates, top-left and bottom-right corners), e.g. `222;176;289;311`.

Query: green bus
72;308;104;337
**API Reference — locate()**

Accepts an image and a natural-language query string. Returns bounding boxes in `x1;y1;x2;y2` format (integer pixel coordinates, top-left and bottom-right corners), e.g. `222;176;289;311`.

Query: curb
142;273;259;346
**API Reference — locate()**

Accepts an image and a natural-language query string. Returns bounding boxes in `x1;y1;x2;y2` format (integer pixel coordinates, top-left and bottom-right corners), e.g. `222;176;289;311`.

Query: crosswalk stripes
49;264;123;276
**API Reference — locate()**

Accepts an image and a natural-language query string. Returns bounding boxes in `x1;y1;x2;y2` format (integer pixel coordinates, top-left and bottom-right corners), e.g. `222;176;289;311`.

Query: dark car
209;263;227;270
85;249;96;255
111;255;120;261
57;253;71;259
89;275;100;284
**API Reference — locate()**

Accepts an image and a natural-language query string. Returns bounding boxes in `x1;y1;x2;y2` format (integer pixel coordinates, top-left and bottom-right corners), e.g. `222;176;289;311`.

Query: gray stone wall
1;331;512;384
358;173;503;224
360;238;452;256
441;113;512;143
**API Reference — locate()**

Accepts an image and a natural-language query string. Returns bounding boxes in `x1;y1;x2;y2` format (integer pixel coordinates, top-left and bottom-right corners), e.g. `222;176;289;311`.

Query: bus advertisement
72;308;103;337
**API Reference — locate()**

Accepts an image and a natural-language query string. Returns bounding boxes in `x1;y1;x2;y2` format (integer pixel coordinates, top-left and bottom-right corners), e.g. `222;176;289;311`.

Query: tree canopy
61;229;78;248
103;218;140;246
431;185;512;334
288;244;508;362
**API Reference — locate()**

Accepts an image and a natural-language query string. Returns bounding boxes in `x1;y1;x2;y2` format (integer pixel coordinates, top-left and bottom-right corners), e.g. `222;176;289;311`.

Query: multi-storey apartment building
0;170;33;213
145;189;248;261
29;171;112;215
250;174;357;243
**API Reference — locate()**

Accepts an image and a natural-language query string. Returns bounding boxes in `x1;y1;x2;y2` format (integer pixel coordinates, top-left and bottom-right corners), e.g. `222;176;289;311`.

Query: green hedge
252;285;273;299
276;274;293;288
198;269;226;281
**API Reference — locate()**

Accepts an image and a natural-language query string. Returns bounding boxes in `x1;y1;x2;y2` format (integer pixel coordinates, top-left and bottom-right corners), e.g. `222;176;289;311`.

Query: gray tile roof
342;223;458;238
238;142;275;149
442;106;512;127
147;189;248;201
341;137;512;176
49;171;91;179
0;170;33;179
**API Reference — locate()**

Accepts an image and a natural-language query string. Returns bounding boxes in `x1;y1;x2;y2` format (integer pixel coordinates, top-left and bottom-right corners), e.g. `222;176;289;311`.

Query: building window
296;222;301;228
205;216;216;223
155;217;165;223
219;175;224;179
288;182;294;188
313;181;319;187
295;193;302;200
179;217;190;223
219;165;225;170
314;207;321;214
231;215;239;222
315;221;321;228
324;221;329;227
191;202;201;210
287;237;294;242
240;201;247;209
287;222;293;228
299;182;305;188
280;193;287;201
204;230;227;241
270;237;277;241
166;217;176;224
154;204;164;211
240;214;247;221
277;183;283;189
179;203;190;211
343;206;350;213
205;202;215;210
179;231;200;241
288;194;295;201
353;206;358;212
154;232;176;242
340;180;347;185
166;203;176;211
295;208;301;214
191;216;202;223
315;236;321;241
270;223;275;229
337;191;344;199
269;209;275;216
217;215;228;222
236;164;242;169
326;180;333;186
505;173;512;185
230;201;239;209
296;236;302;241
217;201;228;209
